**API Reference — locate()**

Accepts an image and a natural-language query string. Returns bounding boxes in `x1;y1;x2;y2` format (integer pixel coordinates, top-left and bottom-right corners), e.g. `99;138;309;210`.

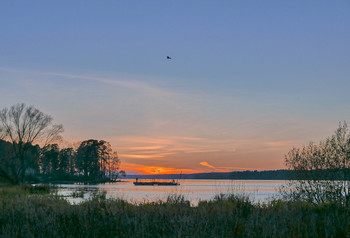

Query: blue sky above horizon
1;1;350;174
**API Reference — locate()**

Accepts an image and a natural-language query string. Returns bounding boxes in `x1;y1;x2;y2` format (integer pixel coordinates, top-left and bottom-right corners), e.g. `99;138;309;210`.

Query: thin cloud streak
41;72;176;98
200;161;262;172
119;152;175;159
122;146;165;151
200;162;216;169
0;67;179;98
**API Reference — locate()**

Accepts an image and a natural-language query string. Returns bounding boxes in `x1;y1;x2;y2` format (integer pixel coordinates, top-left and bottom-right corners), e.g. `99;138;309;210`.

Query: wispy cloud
115;136;236;152
264;140;296;148
41;71;176;97
0;67;178;98
121;146;165;151
200;161;216;169
118;152;175;159
200;161;262;172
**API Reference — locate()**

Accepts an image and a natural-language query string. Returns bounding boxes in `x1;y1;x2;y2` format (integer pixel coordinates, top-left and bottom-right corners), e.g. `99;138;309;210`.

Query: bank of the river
0;185;349;238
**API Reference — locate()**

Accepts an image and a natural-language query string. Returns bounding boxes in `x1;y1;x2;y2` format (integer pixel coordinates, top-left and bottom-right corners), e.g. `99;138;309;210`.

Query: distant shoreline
125;169;293;180
125;168;350;181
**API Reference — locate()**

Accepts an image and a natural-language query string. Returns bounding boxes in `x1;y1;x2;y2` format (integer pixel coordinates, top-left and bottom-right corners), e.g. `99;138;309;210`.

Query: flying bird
167;56;171;59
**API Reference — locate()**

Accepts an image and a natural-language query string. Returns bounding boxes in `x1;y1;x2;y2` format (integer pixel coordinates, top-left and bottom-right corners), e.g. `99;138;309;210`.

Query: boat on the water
133;178;179;186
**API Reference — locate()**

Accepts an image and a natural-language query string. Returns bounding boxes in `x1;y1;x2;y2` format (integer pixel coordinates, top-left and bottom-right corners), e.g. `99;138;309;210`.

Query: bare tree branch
0;103;64;184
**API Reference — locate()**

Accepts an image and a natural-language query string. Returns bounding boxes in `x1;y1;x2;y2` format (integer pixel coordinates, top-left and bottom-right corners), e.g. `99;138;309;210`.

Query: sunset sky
1;1;350;174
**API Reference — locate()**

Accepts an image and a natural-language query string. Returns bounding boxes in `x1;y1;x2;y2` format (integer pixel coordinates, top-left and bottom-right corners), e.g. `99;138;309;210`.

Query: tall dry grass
0;187;349;237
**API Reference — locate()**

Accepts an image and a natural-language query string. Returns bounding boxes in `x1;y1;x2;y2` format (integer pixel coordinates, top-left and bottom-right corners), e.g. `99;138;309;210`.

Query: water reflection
56;179;288;205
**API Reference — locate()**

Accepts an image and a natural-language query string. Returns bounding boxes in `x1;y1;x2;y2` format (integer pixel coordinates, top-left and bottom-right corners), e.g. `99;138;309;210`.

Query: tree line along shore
126;168;350;180
0;103;125;185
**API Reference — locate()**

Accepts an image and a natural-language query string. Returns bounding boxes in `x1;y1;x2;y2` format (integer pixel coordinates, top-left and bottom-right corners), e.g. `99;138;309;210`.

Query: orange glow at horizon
121;162;205;175
120;161;266;175
102;135;289;175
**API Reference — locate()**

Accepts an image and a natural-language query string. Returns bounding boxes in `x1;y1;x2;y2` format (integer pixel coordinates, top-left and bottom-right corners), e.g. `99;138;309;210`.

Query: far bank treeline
126;170;325;180
126;170;293;180
0;103;125;185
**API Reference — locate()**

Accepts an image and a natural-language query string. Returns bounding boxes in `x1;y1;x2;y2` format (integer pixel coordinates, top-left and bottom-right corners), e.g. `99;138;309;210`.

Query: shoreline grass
0;186;349;237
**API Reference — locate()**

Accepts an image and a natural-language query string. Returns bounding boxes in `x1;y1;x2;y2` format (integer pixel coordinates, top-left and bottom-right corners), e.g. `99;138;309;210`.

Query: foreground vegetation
0;186;349;238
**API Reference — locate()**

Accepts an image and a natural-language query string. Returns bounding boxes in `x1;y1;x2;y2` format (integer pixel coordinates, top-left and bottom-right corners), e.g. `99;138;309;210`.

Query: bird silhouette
167;56;171;59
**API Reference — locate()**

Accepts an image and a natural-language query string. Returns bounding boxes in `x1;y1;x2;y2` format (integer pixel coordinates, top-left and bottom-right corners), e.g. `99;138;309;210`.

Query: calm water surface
56;179;288;205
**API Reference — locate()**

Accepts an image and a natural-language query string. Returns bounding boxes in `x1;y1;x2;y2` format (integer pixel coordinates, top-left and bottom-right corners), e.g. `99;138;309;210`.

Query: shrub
284;122;350;204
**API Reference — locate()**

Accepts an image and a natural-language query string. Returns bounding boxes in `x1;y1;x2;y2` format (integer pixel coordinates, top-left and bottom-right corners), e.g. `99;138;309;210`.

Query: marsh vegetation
0;185;349;238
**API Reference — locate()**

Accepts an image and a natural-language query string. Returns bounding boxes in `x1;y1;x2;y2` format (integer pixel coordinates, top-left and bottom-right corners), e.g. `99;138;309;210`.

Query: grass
1;187;350;237
71;190;85;198
0;184;53;198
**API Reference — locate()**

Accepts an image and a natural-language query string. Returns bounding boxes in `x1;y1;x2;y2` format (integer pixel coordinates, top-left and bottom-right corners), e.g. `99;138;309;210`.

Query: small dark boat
133;179;179;186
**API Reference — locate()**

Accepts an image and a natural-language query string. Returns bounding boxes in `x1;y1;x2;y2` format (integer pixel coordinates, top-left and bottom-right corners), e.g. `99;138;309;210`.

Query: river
55;179;289;205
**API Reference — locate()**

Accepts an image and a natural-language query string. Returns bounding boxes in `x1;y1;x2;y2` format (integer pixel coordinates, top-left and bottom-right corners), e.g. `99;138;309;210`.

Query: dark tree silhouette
59;148;76;175
105;152;125;180
40;144;60;175
0;103;63;184
0;127;4;140
76;139;112;180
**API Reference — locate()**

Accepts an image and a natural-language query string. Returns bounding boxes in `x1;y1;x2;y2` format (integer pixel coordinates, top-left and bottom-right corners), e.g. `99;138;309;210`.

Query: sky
0;1;350;174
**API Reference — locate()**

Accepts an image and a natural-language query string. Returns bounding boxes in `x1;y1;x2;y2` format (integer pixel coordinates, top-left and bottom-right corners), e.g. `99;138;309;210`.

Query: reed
0;188;349;237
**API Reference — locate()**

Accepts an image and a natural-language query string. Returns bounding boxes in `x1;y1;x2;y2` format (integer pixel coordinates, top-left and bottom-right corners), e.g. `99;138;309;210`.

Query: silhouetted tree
284;122;350;204
24;143;41;175
0;127;4;140
40;144;60;175
0;103;63;184
59;148;76;175
0;139;15;183
105;152;125;180
0;139;40;183
76;139;112;180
